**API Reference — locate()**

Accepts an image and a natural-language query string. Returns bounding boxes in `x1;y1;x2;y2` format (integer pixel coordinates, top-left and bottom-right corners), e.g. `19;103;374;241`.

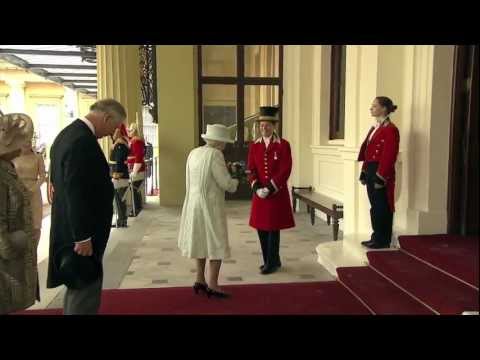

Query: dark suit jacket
47;119;114;288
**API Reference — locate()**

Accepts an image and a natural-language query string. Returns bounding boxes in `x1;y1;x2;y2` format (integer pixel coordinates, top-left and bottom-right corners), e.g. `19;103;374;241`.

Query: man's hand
74;240;93;256
256;188;269;199
256;188;265;198
359;171;367;185
260;187;270;198
373;173;386;189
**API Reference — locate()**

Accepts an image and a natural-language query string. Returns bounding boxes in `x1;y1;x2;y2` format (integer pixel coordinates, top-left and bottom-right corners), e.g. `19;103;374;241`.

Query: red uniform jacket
358;121;400;211
127;137;146;172
247;135;295;231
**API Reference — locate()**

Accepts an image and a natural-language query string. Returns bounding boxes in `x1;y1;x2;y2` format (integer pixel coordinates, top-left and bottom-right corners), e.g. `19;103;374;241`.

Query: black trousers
365;162;393;246
113;186;128;225
132;180;144;214
257;230;281;269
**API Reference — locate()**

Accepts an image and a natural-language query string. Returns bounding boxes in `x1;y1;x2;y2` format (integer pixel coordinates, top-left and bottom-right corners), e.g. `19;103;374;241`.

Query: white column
406;45;455;234
283;45;301;187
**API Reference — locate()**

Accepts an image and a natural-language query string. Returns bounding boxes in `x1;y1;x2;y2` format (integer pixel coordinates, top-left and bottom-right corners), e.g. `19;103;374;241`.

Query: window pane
330;45;346;140
244;85;279;143
201;46;237;77
202;84;237;141
337;47;346;139
244;45;279;78
36;104;59;146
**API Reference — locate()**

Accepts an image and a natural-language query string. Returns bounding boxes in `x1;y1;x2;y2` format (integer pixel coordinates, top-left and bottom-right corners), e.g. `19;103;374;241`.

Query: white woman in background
13;129;47;249
177;124;239;299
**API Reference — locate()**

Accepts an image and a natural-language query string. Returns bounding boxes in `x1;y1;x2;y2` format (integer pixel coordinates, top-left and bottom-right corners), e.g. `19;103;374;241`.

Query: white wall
283;45;455;244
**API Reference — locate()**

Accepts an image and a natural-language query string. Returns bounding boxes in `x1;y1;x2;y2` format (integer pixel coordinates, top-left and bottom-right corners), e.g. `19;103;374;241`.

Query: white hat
201;124;234;144
0;113;34;156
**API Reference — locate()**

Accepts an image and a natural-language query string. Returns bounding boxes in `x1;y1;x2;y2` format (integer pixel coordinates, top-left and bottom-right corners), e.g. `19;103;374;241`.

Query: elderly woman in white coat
178;124;239;299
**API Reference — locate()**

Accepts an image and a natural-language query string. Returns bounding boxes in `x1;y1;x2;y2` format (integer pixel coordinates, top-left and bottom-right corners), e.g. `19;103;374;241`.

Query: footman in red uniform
247;106;295;274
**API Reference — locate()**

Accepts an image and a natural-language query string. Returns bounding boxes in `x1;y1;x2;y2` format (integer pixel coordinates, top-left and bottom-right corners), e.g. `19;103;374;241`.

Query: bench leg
333;217;339;241
306;205;310;214
327;215;331;226
310;208;315;225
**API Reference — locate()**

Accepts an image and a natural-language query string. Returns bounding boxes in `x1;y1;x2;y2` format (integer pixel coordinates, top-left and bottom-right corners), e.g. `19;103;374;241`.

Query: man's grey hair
90;99;127;123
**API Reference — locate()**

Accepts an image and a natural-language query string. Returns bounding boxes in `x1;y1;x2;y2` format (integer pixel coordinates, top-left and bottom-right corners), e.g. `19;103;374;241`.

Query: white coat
178;145;238;259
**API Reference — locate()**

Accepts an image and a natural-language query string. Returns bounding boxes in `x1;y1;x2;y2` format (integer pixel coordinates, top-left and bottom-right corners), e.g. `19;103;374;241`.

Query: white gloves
256;187;270;199
132;163;142;176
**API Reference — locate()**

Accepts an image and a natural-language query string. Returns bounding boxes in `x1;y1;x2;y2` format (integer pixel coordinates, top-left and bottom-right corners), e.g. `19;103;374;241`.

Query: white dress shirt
263;135;272;148
79;117;95;136
369;116;388;142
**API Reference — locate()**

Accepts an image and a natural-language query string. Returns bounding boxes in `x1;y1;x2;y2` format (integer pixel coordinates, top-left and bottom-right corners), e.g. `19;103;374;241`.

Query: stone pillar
7;80;25;113
406;45;455;234
96;45;143;156
156;46;196;206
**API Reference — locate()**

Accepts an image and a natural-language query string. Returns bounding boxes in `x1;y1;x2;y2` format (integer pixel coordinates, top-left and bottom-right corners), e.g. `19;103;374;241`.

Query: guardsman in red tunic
358;97;400;249
247;106;295;274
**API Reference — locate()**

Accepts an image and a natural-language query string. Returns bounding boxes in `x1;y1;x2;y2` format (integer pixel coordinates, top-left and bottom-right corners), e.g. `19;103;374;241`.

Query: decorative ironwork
76;45;97;64
139;45;158;123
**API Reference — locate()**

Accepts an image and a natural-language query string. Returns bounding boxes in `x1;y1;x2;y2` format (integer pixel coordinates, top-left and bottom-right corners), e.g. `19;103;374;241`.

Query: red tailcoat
127;137;146;172
247;135;295;231
358;121;400;211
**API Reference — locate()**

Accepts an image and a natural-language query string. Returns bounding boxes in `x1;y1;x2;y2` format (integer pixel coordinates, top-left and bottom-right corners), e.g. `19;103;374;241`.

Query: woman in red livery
127;122;145;215
247;106;295;274
358;96;400;249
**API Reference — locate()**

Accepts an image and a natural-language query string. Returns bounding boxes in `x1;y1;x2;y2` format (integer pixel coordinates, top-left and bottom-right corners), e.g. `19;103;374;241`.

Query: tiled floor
118;199;337;290
35;197;340;309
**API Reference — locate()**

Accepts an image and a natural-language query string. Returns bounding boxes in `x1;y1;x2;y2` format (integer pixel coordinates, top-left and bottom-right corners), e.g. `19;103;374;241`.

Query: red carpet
17;281;371;315
398;234;479;289
367;251;479;315
337;266;435;315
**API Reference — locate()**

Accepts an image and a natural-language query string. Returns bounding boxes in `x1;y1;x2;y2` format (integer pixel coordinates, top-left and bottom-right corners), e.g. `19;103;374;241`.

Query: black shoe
206;287;230;299
111;223;118;228
261;266;279;275
193;282;208;295
366;242;390;249
361;240;375;247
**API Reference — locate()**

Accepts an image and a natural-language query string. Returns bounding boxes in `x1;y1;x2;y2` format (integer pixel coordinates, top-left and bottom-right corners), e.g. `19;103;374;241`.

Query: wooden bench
291;186;344;241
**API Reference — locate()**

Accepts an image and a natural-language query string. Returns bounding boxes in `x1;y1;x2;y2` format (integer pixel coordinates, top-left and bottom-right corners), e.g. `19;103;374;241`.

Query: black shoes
365;242;390;249
206;287;230;299
361;240;375;247
111;221;128;228
261;266;280;275
193;282;230;298
193;282;208;295
259;263;281;274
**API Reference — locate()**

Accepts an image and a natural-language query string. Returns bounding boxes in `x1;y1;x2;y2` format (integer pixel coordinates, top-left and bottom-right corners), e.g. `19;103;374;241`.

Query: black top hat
257;106;279;122
55;245;103;290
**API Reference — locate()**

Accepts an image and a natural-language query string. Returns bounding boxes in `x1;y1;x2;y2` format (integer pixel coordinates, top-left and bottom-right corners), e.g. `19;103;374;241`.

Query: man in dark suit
47;99;126;315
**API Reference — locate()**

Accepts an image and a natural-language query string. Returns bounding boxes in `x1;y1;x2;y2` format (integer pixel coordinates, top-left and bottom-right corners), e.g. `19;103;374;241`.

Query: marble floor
32;197;340;310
